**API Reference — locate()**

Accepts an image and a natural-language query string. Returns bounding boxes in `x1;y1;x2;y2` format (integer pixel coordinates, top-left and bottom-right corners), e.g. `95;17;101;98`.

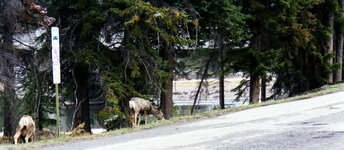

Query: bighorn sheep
14;115;36;144
129;97;163;127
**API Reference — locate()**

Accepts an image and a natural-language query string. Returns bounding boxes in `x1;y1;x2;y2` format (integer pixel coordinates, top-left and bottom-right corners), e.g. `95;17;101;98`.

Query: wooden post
55;84;60;137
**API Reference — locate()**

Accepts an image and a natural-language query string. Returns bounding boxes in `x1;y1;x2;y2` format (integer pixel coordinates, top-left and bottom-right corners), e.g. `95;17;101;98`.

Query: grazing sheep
14;115;35;144
129;97;163;127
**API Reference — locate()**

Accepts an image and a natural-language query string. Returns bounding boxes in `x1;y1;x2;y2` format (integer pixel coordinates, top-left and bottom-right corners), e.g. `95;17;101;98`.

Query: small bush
69;123;85;137
104;115;126;131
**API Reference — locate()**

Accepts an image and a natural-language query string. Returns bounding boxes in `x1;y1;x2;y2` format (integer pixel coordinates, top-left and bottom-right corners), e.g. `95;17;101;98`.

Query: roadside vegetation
2;83;344;149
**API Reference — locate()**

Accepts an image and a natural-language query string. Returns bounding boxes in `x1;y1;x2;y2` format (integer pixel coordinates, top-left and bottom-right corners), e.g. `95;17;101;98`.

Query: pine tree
326;0;336;83
188;0;248;107
32;0;109;132
232;0;332;102
0;0;55;136
270;0;335;97
106;0;189;120
335;0;344;82
231;0;276;104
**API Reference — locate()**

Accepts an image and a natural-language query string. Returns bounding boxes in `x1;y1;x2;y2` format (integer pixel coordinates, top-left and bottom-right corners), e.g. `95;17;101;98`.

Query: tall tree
160;44;174;119
151;0;191;119
39;0;108;132
335;0;344;82
189;0;248;107
71;63;91;131
0;0;26;137
107;0;189;120
326;0;336;83
0;0;54;136
269;0;335;97
17;0;56;131
232;0;274;104
232;0;328;102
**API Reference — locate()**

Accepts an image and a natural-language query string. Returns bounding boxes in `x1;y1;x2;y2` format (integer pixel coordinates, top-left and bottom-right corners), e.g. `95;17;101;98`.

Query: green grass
2;83;344;149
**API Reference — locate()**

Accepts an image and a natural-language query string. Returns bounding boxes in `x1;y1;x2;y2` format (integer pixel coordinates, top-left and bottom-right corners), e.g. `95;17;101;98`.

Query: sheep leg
131;113;135;127
25;133;32;143
145;111;148;125
137;113;142;126
134;113;138;127
29;134;34;142
14;130;21;144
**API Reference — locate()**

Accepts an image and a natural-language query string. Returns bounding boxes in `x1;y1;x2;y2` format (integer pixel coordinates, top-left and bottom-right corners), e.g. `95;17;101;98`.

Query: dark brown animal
14;115;35;144
129;97;164;127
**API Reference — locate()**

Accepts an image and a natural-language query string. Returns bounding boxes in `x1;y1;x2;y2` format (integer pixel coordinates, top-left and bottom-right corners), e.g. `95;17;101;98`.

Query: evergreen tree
230;0;277;104
9;0;344;133
269;0;335;97
325;0;337;83
23;0;109;132
335;0;344;82
0;0;18;133
0;0;54;136
188;0;248;108
106;0;189;120
231;0;334;102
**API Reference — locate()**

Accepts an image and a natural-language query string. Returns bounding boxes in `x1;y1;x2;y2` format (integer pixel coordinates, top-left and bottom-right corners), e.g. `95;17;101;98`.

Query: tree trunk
37;84;44;130
261;77;266;102
3;86;16;137
161;75;173;119
304;52;310;91
327;10;334;83
335;0;344;82
121;98;131;128
250;34;261;104
249;75;260;104
35;67;45;130
72;64;91;133
219;73;225;109
191;57;211;114
219;43;225;109
38;102;43;130
2;22;17;137
160;45;174;119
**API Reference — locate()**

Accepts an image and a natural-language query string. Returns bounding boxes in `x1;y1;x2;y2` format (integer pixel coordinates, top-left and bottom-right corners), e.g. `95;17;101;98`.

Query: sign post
51;27;60;137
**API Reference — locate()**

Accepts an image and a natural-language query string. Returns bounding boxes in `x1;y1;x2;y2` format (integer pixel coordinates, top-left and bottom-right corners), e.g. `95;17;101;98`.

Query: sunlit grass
2;83;344;149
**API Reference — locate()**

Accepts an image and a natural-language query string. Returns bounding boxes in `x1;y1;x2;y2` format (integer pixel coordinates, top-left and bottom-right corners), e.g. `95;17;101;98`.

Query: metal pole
55;84;60;137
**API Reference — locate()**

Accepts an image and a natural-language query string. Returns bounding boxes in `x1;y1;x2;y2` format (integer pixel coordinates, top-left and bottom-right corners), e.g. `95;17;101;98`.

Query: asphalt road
21;92;344;149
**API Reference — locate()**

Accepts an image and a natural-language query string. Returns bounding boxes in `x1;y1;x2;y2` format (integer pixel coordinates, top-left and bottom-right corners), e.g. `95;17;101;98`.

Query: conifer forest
0;0;343;140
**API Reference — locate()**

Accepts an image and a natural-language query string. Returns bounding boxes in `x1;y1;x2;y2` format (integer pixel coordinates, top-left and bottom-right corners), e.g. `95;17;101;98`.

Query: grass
2;83;344;149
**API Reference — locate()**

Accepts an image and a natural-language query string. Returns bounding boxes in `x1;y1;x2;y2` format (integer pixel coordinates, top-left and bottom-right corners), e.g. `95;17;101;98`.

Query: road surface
21;92;344;149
